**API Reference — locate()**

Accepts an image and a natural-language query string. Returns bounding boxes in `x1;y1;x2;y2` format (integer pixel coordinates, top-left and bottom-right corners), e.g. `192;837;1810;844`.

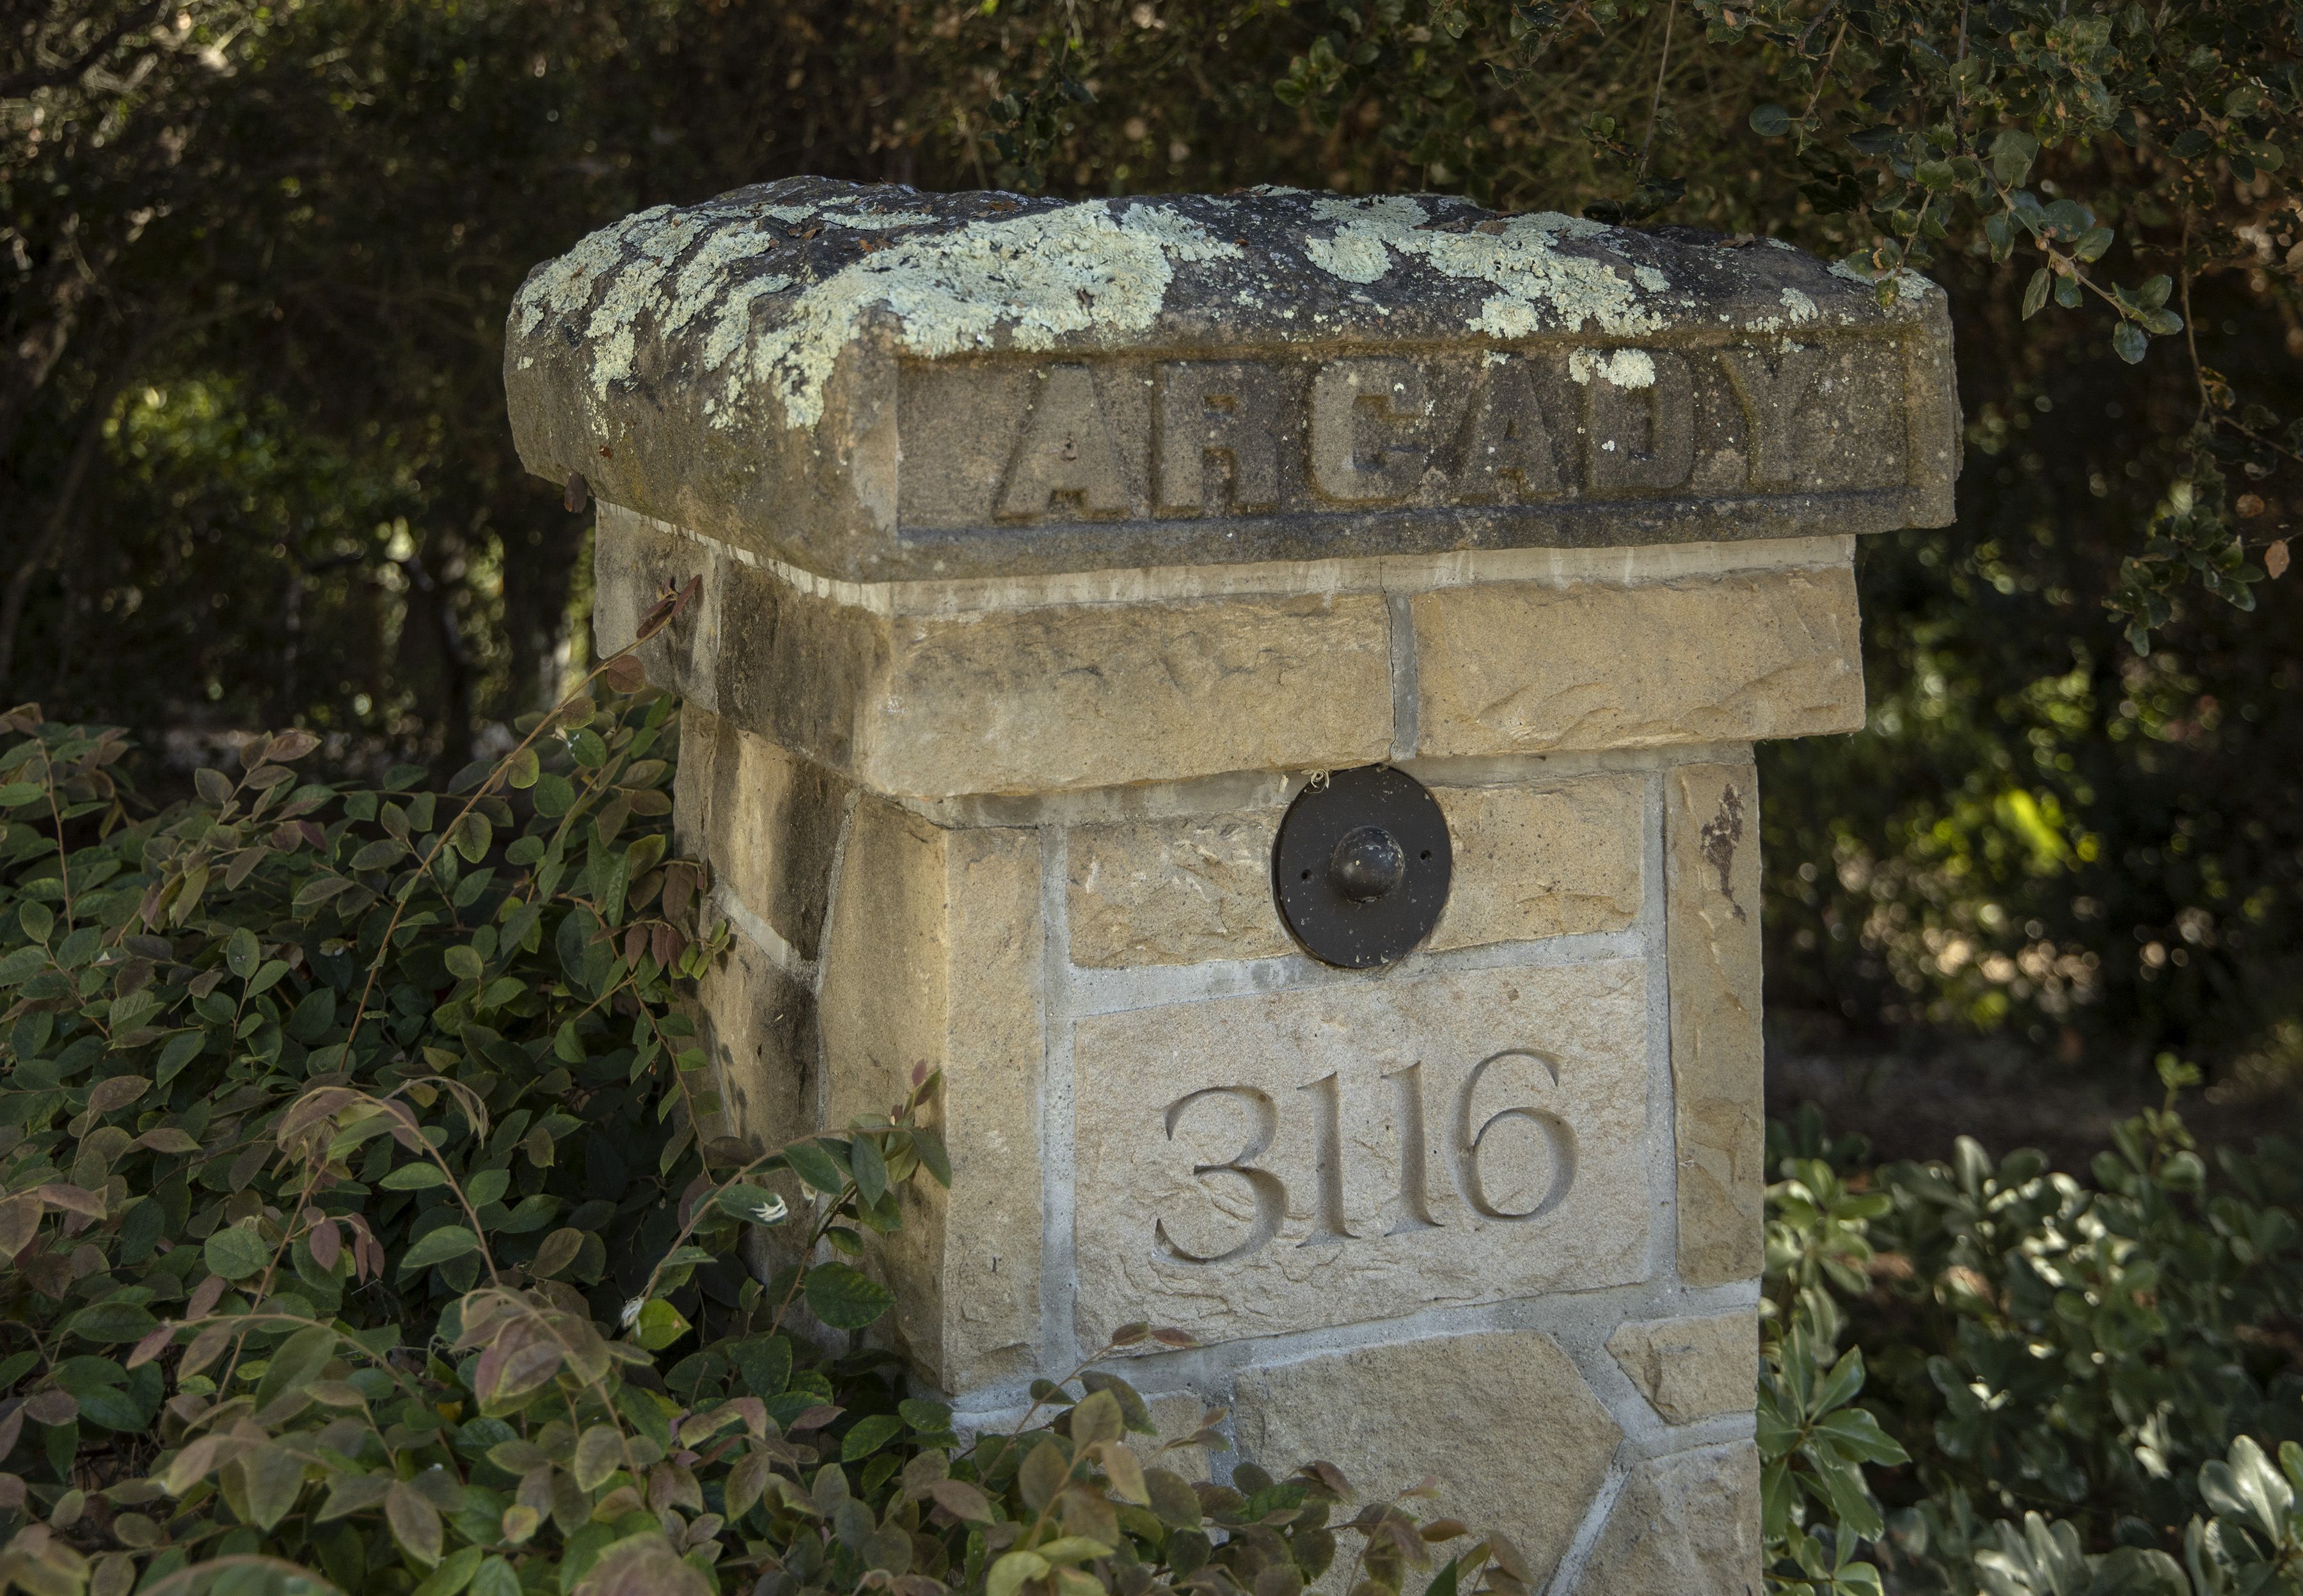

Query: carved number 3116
1153;1050;1576;1266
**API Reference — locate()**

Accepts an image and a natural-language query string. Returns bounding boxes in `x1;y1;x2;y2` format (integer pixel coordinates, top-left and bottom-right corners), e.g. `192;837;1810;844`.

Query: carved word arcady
953;341;1895;526
1154;1050;1576;1266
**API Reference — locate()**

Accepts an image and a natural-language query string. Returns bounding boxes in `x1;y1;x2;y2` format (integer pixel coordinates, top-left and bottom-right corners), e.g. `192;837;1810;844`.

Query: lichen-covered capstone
507;177;1956;583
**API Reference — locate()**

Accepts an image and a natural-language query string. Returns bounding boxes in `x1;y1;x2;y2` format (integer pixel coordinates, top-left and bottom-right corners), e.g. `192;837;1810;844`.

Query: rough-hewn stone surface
1428;777;1645;949
693;931;818;1281
818;798;1045;1389
1071;960;1650;1346
676;711;850;960
1606;1310;1759;1425
1665;762;1768;1288
597;505;1393;799
1122;1392;1216;1485
1411;567;1864;757
1578;1443;1763;1596
510;178;1956;583
1067;814;1290;968
862;590;1392;797
1233;1331;1622;1587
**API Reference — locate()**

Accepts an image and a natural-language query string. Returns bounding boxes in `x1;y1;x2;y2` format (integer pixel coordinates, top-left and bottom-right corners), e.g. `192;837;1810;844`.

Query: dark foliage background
9;0;2303;1103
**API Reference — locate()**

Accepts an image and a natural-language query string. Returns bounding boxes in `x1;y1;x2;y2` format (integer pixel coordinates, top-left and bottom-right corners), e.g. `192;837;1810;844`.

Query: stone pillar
507;178;1957;1595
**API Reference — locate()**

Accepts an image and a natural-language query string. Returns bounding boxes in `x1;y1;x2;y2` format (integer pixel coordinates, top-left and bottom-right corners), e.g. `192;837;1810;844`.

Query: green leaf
401;1226;480;1270
717;1183;791;1226
205;1225;271;1281
411;1547;487;1596
2114;320;2148;363
506;748;540;790
806;1262;894;1331
1749;102;1790;137
533;773;576;818
381;1163;449;1190
843;1414;903;1461
254;1325;338;1411
633;1297;691;1351
64;1301;157;1344
851;1132;889;1207
17;900;53;945
786;1139;847;1196
445;944;484;982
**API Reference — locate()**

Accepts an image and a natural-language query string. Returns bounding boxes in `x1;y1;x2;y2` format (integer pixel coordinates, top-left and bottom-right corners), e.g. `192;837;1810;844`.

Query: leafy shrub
0;617;1523;1596
1762;1064;2303;1593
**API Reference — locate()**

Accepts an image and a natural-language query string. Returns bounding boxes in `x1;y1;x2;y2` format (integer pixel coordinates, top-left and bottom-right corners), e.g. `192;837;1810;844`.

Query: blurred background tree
6;0;2302;1119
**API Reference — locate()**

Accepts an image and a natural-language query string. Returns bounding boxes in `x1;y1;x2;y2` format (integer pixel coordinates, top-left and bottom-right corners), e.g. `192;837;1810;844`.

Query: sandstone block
511;180;1956;586
818;798;1045;1389
1123;1391;1217;1485
679;714;851;961
1665;762;1767;1288
619;501;1396;798
592;509;722;713
1606;1310;1759;1425
693;932;818;1276
1071;960;1651;1347
862;590;1392;798
1410;565;1864;757
1576;1442;1762;1596
1066;814;1289;968
1428;776;1646;950
1232;1331;1622;1587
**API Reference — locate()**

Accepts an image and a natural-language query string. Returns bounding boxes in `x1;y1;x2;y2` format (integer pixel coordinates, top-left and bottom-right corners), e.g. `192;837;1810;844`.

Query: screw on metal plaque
1272;765;1453;969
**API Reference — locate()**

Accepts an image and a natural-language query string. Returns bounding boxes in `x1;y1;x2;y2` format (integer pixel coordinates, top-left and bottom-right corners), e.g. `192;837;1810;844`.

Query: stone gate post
505;178;1956;1595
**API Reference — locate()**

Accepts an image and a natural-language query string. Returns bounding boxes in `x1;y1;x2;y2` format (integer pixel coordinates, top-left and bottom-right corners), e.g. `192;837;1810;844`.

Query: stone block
1606;1310;1759;1425
1071;960;1651;1347
1410;565;1864;757
1428;776;1646;950
681;713;851;962
1067;814;1290;968
1576;1442;1762;1596
1123;1391;1216;1485
693;931;818;1277
621;506;1395;799
818;798;1045;1390
1665;762;1767;1288
510;179;1957;586
862;591;1392;798
1232;1331;1622;1587
592;507;720;713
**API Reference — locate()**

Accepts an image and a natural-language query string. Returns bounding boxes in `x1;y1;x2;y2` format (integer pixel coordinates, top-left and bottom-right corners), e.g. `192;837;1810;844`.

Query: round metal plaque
1272;765;1453;969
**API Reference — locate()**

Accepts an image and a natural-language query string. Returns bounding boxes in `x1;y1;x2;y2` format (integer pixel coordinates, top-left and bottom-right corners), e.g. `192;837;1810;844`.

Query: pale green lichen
1303;196;1665;338
743;200;1243;429
1778;287;1819;323
519;197;1246;430
1567;347;1658;388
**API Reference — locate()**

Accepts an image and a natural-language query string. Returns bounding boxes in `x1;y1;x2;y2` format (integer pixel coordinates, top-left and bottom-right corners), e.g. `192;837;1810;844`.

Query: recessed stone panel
1072;960;1652;1347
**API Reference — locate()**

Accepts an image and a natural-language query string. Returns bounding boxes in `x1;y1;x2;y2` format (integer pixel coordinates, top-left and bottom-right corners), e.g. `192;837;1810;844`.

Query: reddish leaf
598;654;647;693
33;1184;104;1220
21;1390;77;1425
308;1220;342;1271
0;1193;42;1258
269;730;321;762
185;1273;228;1320
125;1322;175;1370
